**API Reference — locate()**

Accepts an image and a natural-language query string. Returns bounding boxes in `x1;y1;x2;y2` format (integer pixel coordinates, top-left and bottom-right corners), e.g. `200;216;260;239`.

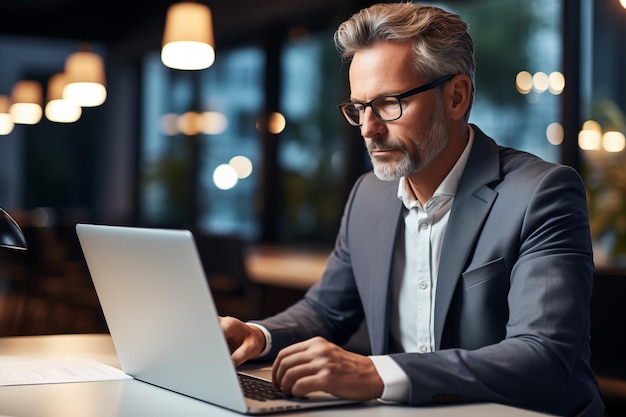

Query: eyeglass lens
342;97;401;126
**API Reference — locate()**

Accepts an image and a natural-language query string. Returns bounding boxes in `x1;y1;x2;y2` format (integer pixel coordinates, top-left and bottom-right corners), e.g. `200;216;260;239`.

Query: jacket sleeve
252;174;368;359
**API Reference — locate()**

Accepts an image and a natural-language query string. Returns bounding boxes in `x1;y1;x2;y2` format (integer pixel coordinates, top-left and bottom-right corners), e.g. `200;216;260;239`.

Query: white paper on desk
0;358;133;386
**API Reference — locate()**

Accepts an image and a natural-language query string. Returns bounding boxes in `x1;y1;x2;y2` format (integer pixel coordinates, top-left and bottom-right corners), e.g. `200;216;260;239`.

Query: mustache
366;138;406;153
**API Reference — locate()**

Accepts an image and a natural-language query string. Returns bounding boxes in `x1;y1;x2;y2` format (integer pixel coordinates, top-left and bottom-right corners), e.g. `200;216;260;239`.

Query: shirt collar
397;125;475;209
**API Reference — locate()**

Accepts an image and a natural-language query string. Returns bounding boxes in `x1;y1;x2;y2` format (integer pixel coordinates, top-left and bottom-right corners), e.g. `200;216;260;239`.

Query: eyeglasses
337;75;454;127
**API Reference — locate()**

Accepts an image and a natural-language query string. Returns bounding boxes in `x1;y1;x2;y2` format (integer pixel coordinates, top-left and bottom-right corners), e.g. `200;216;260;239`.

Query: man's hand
219;316;266;367
272;336;384;400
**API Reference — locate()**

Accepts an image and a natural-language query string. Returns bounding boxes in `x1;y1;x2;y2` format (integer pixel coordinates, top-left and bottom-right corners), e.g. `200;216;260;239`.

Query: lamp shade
9;80;43;125
63;50;107;107
0;95;14;135
161;2;215;70
0;208;27;250
45;73;82;123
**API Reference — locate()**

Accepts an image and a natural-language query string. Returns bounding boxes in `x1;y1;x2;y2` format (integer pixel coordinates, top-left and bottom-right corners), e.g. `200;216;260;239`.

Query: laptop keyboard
238;373;286;401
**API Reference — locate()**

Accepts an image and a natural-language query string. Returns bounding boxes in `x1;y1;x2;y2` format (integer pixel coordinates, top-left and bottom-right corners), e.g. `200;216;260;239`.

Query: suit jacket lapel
363;179;403;355
434;126;501;349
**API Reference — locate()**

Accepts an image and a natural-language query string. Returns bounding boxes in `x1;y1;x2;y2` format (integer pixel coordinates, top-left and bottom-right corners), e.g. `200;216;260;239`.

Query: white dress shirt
370;127;474;402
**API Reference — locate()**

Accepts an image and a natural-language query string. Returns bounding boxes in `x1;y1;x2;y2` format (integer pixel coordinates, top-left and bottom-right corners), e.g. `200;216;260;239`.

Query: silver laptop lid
76;224;248;413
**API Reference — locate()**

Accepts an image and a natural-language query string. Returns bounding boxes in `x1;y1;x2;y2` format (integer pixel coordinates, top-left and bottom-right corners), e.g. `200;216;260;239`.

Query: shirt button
418;280;429;290
419;222;429;230
418;344;429;353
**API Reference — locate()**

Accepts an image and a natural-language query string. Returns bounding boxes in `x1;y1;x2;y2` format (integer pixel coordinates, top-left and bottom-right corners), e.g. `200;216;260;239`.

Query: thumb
231;344;253;367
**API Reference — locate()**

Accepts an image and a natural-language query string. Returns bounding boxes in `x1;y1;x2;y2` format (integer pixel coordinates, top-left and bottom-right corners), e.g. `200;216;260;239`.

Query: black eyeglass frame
337;74;455;126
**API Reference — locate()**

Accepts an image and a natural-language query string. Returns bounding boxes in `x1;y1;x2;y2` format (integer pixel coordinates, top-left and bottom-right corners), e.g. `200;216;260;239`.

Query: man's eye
376;98;400;108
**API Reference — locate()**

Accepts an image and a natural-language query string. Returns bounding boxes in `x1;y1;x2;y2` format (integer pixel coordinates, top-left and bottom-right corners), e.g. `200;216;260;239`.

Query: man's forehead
348;43;424;97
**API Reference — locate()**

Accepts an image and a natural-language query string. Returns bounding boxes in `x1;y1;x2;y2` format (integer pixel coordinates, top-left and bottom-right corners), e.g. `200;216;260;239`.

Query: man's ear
446;74;472;121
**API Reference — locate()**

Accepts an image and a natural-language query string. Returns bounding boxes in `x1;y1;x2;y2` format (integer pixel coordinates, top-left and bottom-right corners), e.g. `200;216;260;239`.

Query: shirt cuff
246;322;272;358
369;355;410;403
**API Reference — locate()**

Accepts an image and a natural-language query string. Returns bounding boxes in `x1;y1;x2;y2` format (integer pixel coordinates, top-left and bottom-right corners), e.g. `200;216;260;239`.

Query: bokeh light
213;164;238;190
229;155;253;179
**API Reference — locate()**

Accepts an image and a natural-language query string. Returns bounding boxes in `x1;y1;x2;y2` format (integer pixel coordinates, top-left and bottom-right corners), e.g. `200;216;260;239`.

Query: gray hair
334;3;475;118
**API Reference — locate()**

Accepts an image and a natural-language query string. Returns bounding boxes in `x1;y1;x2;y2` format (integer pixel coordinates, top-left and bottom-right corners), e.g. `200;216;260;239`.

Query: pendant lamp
63;49;107;107
9;80;43;125
161;2;215;70
45;73;82;123
0;95;14;135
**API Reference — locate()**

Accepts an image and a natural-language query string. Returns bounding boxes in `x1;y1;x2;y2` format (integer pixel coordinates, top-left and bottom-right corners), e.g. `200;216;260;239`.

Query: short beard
368;103;448;181
371;144;417;181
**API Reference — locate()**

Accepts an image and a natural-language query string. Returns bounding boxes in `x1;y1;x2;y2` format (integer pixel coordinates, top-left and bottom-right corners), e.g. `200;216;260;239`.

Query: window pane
198;47;265;238
277;30;346;244
583;0;626;267
139;47;264;239
445;0;562;163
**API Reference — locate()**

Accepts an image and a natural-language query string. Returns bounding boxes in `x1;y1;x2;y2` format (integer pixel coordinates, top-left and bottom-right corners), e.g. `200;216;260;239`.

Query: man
220;3;604;416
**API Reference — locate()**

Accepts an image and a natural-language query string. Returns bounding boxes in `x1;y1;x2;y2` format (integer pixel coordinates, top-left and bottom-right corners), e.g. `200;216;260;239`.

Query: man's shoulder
490;146;586;203
470;127;583;191
497;146;578;180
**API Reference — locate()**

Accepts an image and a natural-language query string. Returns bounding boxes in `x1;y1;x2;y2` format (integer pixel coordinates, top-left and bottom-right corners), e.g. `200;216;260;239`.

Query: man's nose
360;107;385;138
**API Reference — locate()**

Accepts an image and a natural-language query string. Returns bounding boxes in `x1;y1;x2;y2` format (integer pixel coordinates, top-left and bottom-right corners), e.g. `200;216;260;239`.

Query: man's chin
372;165;403;181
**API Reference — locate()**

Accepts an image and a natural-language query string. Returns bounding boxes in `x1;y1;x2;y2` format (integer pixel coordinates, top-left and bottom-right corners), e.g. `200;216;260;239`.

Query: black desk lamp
0;208;27;250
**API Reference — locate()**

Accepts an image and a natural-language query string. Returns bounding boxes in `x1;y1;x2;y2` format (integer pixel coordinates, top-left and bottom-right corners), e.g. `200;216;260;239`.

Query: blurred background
0;0;625;414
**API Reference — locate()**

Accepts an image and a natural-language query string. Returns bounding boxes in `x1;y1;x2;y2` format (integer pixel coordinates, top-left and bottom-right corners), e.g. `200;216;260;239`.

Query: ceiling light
63;49;107;107
45;73;82;123
161;2;215;70
0;95;14;135
10;80;43;125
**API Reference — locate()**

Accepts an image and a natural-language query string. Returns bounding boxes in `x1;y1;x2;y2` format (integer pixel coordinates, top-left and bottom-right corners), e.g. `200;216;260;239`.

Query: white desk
0;334;552;417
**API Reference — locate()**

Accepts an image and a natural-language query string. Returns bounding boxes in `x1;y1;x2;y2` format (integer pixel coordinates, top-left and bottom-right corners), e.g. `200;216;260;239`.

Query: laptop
75;223;356;414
